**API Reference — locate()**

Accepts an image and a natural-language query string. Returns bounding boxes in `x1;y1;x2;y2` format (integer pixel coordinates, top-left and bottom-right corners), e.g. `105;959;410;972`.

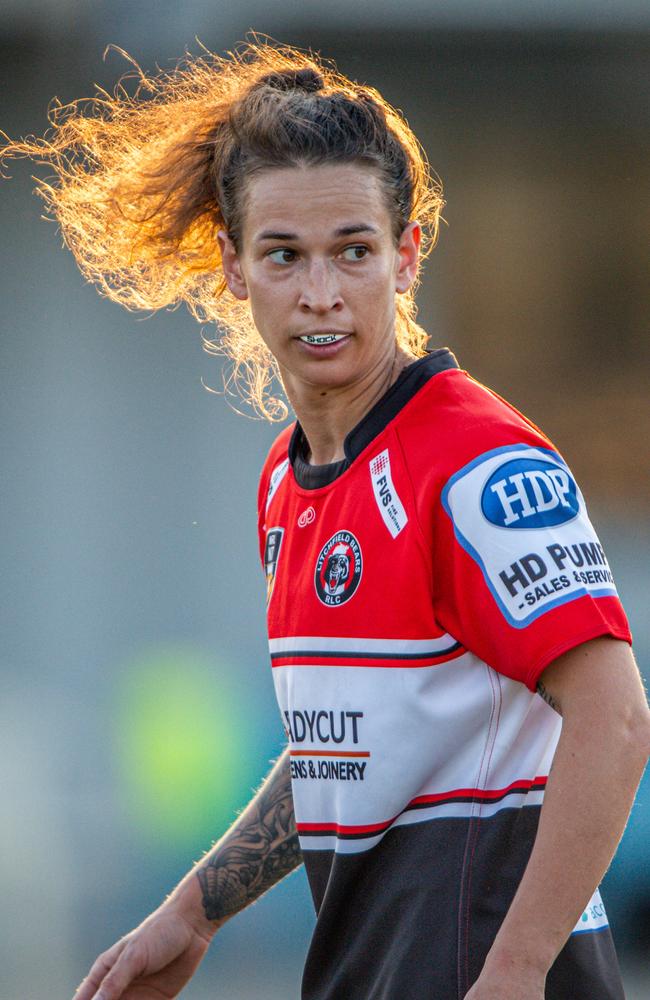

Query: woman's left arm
466;636;650;1000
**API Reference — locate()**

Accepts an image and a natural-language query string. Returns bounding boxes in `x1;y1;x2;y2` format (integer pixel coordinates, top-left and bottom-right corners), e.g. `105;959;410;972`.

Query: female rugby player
3;41;648;1000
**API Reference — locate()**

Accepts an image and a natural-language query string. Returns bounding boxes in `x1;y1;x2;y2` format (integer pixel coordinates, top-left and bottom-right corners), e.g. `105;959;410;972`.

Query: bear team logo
314;530;362;606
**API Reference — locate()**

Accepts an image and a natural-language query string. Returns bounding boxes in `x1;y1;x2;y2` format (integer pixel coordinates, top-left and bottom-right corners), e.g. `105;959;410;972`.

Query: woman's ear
395;220;421;294
217;230;249;300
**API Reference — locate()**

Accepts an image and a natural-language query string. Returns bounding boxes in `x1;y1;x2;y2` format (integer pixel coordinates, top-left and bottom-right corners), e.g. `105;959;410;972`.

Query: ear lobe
217;229;249;300
395;221;421;294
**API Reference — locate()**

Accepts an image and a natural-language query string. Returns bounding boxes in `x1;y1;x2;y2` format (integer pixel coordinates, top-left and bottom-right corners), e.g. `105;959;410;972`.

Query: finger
89;942;147;1000
72;941;128;1000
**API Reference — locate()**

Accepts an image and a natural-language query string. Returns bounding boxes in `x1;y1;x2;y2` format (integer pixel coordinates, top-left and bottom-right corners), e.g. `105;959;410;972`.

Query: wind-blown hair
1;40;444;419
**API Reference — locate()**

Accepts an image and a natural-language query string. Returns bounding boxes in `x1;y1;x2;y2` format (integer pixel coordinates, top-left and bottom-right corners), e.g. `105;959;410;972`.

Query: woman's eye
267;248;297;265
341;245;368;261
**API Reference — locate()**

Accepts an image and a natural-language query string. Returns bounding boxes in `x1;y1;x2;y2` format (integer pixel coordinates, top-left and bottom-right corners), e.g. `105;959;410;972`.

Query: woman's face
219;162;420;402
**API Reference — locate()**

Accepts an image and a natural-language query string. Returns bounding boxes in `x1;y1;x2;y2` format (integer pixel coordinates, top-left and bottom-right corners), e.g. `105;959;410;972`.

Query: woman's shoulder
263;422;295;465
256;423;295;512
398;367;558;483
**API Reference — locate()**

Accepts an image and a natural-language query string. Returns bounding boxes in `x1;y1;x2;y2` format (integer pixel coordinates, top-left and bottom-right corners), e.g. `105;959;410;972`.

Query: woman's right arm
74;747;300;1000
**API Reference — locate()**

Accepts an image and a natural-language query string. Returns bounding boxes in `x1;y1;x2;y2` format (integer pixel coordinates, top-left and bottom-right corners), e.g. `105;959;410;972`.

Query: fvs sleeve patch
441;444;619;628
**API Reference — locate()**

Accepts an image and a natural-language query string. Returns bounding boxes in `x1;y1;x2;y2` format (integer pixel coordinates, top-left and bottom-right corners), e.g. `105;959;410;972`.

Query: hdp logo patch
314;530;363;607
442;444;617;627
481;458;580;529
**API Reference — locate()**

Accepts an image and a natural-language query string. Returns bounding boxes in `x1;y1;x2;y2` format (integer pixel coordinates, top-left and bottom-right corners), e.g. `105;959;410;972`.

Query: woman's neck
283;345;415;466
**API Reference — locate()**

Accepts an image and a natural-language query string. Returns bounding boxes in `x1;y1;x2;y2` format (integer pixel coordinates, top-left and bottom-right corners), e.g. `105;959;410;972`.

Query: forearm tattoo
537;680;561;715
196;754;302;922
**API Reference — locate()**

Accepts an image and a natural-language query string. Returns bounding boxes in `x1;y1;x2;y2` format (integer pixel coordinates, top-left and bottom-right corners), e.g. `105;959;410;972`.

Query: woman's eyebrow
256;223;378;242
335;224;377;237
257;230;297;242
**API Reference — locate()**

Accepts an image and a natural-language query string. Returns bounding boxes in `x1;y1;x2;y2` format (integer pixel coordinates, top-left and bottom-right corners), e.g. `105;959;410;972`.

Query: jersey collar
289;348;459;490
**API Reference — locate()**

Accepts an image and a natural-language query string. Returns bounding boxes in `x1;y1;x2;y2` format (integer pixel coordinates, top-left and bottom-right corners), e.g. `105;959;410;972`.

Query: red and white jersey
257;350;630;1000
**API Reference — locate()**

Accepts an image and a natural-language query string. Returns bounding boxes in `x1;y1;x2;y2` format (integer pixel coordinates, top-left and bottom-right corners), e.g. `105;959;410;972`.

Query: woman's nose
298;260;343;313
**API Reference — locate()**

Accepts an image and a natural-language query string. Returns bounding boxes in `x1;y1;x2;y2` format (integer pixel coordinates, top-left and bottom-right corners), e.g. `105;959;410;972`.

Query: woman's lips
295;332;352;356
298;333;349;345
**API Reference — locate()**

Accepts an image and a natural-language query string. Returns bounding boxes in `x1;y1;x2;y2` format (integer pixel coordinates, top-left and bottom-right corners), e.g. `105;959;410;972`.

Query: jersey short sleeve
423;375;631;690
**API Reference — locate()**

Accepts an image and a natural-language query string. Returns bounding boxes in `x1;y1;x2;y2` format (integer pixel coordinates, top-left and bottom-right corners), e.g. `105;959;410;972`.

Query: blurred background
1;2;648;997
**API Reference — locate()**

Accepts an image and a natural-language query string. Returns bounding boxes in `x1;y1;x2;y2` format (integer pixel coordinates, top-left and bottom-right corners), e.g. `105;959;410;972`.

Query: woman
3;41;648;1000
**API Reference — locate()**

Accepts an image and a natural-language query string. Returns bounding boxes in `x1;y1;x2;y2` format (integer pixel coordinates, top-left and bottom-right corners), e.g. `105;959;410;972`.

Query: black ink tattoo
196;752;302;922
537;681;561;715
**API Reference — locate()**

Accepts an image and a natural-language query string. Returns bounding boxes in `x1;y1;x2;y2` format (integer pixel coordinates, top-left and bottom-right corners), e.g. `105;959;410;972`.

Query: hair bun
258;68;324;94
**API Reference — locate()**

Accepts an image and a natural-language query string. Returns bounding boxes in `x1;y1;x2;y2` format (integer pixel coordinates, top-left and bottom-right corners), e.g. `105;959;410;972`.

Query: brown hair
1;39;444;419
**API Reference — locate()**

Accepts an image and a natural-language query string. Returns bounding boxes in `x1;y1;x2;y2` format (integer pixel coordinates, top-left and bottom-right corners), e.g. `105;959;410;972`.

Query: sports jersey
257;350;631;999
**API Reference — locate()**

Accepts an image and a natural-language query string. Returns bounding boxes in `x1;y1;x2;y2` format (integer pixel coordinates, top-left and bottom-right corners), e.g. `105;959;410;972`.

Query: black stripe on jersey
406;779;548;812
271;641;463;662
297;778;548;840
299;822;394;841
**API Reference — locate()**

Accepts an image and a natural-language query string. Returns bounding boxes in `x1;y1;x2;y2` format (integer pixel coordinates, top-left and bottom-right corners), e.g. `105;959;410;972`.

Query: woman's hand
464;968;546;1000
72;750;298;1000
72;904;214;1000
